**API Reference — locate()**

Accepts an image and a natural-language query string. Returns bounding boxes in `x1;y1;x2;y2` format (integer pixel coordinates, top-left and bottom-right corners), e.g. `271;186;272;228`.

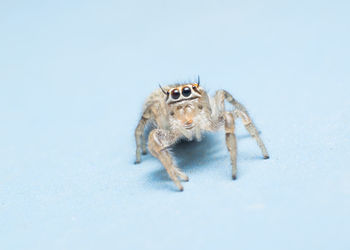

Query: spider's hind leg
215;90;269;159
233;109;269;159
224;112;238;180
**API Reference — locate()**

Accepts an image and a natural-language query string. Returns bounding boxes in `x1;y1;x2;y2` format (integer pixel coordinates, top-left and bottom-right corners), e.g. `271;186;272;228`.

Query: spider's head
163;83;202;104
160;76;202;105
160;78;205;130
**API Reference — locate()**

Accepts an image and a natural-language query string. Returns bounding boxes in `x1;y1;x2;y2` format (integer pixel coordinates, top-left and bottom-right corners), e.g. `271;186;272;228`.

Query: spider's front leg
224;112;238;180
135;113;149;164
135;115;148;164
148;129;189;191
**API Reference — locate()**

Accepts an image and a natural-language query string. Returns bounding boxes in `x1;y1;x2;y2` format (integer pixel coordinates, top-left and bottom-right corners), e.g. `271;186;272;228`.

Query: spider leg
234;109;269;159
148;129;188;191
214;90;269;159
135;109;152;164
224;112;238;179
135;117;147;164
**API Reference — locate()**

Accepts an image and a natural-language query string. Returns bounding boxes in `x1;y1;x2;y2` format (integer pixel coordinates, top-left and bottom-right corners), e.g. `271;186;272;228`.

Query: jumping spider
135;77;269;191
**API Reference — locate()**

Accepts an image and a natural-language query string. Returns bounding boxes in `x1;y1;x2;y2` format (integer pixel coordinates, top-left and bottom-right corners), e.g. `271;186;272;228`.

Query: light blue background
1;1;349;249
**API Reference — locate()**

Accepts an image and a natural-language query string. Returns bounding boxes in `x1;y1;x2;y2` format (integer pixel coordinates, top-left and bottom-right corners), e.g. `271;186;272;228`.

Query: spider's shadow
172;133;225;172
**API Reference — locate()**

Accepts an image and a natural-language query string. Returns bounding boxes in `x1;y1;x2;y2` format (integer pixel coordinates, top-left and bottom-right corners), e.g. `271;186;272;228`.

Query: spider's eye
182;87;191;97
171;89;180;99
192;84;198;90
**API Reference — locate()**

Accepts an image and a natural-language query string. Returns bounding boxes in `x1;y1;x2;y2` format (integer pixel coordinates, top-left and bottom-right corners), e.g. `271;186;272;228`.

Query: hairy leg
214;90;269;159
224;112;238;180
135;105;155;164
135;116;148;164
234;109;269;159
148;129;188;191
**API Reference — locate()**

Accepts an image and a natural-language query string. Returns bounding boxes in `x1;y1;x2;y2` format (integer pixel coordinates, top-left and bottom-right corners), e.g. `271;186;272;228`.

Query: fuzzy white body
135;82;269;191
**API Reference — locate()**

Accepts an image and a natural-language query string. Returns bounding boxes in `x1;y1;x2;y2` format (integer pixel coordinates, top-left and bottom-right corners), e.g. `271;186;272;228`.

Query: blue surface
1;1;350;249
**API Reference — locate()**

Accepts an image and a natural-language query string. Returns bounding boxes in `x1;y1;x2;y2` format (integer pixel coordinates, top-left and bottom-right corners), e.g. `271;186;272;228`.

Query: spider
135;77;269;191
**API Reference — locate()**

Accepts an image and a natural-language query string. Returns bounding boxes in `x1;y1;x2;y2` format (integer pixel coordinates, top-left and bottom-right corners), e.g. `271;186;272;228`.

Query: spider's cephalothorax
135;78;269;191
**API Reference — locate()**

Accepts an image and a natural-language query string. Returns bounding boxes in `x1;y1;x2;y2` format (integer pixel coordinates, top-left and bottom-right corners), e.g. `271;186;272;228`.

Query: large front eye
182;87;191;97
171;89;180;99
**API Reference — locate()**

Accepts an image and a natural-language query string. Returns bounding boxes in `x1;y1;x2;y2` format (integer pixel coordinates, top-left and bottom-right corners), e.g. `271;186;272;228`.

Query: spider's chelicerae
135;77;269;191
